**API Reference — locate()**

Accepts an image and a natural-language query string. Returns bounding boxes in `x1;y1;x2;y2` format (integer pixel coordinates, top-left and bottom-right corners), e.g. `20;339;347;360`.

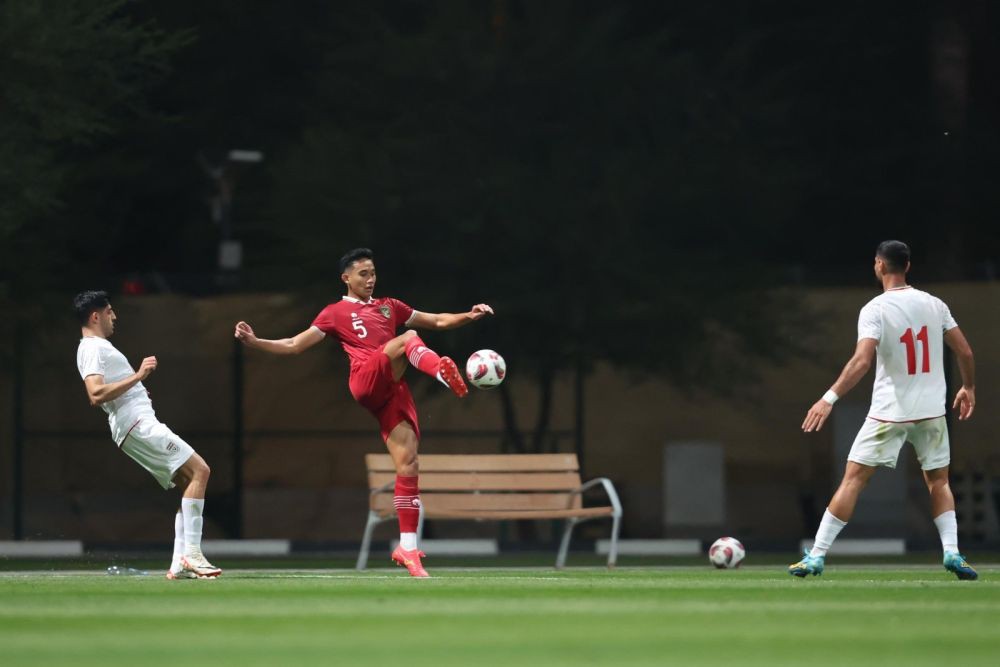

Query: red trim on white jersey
120;418;142;448
867;414;945;424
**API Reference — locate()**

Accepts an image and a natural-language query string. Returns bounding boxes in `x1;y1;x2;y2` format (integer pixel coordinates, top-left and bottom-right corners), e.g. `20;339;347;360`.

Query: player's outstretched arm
234;321;325;355
408;304;494;330
83;356;157;406
944;327;975;420
802;338;877;433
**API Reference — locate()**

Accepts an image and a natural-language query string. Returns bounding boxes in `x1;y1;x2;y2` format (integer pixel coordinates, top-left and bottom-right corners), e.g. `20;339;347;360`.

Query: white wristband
822;390;839;405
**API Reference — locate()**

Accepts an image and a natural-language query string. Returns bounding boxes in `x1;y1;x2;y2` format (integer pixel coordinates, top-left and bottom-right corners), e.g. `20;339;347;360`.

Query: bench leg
356;510;382;571
606;513;621;569
556;517;579;569
417;501;426;543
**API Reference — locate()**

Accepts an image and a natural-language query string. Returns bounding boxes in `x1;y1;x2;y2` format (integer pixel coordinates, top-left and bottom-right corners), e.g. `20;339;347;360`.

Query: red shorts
348;349;420;442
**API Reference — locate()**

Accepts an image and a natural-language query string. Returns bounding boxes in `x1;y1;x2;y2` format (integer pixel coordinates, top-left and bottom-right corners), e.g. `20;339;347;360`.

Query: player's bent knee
187;455;210;479
399;452;418;471
393;449;418;476
926;478;949;493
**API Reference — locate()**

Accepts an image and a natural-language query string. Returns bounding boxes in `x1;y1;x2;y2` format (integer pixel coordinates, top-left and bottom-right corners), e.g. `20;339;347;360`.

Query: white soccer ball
465;349;506;389
708;537;746;569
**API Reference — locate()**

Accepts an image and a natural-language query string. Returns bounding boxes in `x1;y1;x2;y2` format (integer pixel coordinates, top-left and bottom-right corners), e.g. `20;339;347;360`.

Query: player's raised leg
790;462;875;577
384;330;467;397
174;453;222;578
384;421;429;577
924;466;978;580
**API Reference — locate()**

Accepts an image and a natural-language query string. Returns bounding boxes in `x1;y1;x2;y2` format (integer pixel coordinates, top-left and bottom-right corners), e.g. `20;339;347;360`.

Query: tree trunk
498;381;525;453
530;368;554;454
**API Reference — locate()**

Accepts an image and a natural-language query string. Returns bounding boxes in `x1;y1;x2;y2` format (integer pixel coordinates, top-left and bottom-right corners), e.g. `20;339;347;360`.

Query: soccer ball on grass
465;349;506;389
708;537;745;569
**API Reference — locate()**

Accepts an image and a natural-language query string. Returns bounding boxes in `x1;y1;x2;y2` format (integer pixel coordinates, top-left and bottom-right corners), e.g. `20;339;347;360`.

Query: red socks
404;335;441;377
394;475;420;533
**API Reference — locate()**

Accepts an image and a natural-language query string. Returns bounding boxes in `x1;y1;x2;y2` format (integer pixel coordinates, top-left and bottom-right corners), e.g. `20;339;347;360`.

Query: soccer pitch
2;566;998;666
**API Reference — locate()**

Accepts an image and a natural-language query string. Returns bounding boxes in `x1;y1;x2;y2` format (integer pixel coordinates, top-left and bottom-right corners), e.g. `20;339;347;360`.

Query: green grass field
2;564;998;666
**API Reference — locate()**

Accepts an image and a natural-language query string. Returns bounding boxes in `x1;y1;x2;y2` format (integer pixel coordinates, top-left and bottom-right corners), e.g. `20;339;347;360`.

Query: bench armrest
369;481;394;498
571;477;623;517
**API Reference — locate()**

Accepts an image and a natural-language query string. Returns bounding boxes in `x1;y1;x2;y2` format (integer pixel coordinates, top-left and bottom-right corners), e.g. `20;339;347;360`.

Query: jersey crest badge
379;305;391;319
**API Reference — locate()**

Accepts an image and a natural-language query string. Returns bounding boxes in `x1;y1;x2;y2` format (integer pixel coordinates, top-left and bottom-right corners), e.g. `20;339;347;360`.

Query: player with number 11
791;240;978;580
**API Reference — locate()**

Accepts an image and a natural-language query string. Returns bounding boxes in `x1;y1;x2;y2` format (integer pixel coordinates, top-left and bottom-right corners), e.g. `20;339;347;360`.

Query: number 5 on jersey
899;325;929;375
352;318;368;339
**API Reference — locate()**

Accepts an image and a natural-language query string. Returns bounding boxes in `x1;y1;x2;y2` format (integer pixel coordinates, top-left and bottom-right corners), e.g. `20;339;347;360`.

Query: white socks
400;532;418;551
181;498;205;555
810;508;847;558
170;511;184;572
934;510;959;554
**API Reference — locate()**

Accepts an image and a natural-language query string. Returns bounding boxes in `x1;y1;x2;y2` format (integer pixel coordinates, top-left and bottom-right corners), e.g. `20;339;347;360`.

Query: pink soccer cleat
391;545;430;578
166;568;203;580
438;357;468;398
180;549;222;578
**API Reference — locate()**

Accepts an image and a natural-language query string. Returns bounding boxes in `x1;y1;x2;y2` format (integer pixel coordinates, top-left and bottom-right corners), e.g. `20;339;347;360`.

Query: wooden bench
357;453;623;569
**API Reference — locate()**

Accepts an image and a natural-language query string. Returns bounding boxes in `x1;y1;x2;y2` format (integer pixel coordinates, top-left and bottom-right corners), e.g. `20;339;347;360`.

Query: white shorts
847;417;950;471
120;419;195;490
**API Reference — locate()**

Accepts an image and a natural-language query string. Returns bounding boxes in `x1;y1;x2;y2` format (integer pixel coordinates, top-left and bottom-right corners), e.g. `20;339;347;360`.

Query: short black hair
339;247;374;275
73;290;110;325
876;240;910;274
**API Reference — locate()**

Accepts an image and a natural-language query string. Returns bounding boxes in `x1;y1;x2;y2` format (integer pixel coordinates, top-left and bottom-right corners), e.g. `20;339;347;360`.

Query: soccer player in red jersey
234;248;494;577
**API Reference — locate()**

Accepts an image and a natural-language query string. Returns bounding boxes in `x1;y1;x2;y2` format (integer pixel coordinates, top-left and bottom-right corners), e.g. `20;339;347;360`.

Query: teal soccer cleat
788;550;825;577
943;552;978;581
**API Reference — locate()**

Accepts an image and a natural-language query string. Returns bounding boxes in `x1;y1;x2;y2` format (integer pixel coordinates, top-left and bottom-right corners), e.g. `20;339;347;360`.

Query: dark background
5;0;1000;384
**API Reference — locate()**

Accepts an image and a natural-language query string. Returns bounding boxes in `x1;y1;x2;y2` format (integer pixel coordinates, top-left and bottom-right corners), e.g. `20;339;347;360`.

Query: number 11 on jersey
899;325;929;375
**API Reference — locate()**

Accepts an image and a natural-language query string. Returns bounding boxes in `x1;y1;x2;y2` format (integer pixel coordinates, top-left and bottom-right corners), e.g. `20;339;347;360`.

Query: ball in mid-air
465;349;506;389
708;537;745;569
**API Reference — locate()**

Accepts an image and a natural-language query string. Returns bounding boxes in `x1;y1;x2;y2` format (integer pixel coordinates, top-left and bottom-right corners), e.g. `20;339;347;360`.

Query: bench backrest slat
367;471;581;492
372;492;582;513
365;453;579;473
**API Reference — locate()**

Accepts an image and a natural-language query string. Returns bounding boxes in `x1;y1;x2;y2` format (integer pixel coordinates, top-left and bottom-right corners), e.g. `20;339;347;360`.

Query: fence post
574;356;585;474
12;322;24;540
232;337;244;538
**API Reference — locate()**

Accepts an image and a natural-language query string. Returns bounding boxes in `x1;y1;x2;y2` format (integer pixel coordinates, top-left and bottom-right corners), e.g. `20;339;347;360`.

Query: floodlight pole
574;355;585;474
12;323;25;540
232;338;245;538
200;149;261;538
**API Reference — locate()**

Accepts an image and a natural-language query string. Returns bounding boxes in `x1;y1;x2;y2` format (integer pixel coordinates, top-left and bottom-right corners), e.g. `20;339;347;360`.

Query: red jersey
311;296;415;375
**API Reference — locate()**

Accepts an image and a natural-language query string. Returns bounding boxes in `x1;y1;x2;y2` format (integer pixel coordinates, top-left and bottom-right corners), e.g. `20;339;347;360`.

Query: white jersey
857;286;957;422
76;337;155;444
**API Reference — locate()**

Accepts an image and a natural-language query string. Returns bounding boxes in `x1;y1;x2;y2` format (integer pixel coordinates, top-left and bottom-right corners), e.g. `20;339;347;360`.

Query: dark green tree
0;0;189;318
